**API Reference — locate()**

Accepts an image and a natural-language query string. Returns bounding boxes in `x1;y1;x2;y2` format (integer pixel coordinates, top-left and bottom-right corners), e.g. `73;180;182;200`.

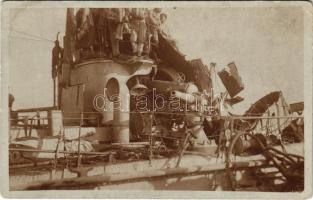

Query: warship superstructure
9;8;304;191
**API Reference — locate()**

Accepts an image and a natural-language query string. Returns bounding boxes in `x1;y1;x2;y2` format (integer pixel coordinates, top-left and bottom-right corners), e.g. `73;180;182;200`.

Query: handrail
10;113;303;121
14;106;57;113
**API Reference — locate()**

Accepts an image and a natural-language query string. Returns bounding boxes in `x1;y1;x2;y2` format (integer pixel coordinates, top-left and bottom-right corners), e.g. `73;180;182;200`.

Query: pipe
172;90;197;104
106;76;130;143
148;80;198;94
9;148;115;156
148;80;187;93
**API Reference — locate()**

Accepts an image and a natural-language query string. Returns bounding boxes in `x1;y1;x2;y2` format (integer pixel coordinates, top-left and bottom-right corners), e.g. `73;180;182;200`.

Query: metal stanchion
148;113;153;165
77;112;83;167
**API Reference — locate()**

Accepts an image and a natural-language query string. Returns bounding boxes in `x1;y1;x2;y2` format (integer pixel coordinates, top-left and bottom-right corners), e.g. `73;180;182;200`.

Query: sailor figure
129;8;147;57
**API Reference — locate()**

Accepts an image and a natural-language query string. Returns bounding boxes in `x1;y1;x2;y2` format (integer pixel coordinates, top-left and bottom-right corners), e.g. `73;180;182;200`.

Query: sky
7;6;304;114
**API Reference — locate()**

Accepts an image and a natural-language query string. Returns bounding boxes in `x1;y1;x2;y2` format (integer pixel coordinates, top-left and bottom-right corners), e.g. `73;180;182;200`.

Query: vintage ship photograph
4;3;308;194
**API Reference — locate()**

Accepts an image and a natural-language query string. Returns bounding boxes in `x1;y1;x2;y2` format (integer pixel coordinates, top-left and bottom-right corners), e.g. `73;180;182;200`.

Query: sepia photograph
1;1;312;199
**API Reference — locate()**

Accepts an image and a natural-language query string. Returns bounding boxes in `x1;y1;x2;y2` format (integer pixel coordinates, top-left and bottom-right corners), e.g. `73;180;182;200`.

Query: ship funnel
129;77;149;96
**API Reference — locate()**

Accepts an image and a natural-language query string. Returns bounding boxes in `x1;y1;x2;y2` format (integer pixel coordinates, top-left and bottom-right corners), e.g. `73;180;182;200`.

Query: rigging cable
9;35;52;43
10;28;54;42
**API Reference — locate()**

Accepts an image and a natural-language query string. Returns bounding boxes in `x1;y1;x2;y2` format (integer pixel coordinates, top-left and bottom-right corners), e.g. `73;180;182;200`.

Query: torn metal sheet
218;62;244;98
244;91;281;116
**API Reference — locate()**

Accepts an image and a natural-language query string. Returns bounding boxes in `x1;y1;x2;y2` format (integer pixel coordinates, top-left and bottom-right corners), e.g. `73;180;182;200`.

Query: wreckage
9;8;304;191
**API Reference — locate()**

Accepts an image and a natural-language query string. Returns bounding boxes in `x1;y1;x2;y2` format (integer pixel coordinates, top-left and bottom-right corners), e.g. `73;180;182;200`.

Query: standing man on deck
129;8;147;57
76;8;96;54
147;8;161;44
144;8;161;55
94;8;110;55
8;93;15;112
107;8;126;57
52;36;63;107
159;13;171;39
159;13;178;49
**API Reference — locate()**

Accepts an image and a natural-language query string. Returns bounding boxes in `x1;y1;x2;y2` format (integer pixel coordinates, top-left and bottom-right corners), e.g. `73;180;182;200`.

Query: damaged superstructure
9;8;304;191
